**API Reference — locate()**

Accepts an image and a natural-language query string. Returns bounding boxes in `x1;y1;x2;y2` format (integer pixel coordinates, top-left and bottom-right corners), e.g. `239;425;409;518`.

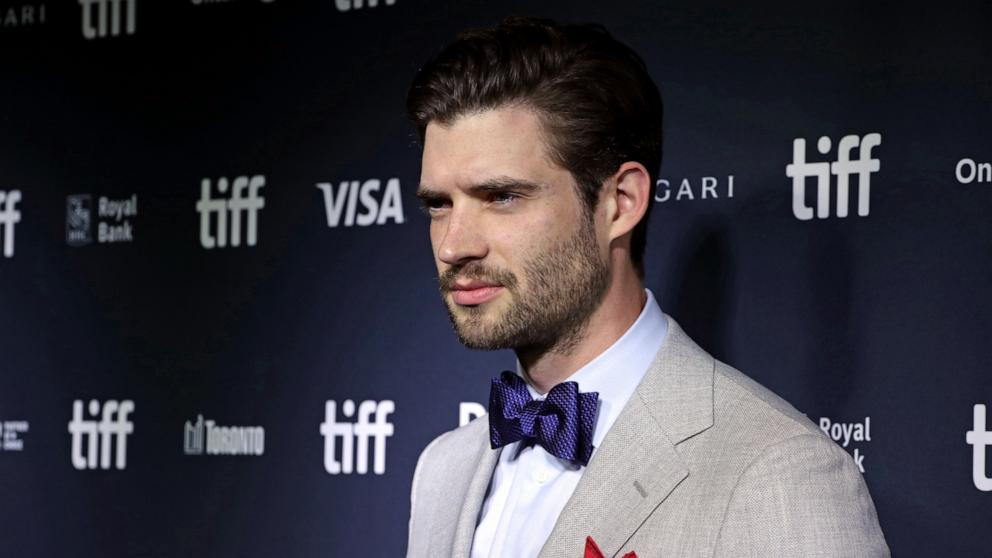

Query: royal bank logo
967;404;992;492
955;158;991;184
0;421;29;451
320;399;394;475
66;195;92;246
316;178;405;228
197;175;266;249
184;414;265;456
654;175;735;203
79;0;136;39
335;0;395;12
819;416;872;473
1;4;46;28
0;190;22;259
66;194;137;246
68;399;134;470
786;133;881;220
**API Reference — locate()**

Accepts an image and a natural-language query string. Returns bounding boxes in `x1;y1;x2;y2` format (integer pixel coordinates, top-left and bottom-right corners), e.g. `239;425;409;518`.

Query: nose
436;208;488;266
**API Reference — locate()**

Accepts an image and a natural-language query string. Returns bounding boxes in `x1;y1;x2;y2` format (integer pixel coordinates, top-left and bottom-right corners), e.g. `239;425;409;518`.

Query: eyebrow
416;177;545;203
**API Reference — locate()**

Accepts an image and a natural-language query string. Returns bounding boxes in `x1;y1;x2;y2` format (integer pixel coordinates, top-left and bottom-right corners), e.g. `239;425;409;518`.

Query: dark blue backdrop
0;1;989;556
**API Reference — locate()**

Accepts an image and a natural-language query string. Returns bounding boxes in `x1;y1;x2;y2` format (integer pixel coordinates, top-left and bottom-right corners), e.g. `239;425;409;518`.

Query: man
405;16;888;558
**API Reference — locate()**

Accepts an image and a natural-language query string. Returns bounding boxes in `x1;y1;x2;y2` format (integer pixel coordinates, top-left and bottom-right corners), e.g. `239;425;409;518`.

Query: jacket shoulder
711;360;823;443
407;416;489;557
412;413;489;494
694;363;888;555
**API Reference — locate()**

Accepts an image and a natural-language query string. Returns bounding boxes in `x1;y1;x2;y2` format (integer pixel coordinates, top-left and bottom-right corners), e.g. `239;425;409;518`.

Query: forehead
420;106;568;189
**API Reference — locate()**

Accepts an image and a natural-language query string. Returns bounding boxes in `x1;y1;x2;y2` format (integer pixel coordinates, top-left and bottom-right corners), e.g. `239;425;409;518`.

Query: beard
438;217;610;355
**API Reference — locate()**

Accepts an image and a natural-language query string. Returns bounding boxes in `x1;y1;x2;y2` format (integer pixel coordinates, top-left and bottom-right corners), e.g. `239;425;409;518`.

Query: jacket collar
443;315;714;558
449;442;502;558
539;316;715;557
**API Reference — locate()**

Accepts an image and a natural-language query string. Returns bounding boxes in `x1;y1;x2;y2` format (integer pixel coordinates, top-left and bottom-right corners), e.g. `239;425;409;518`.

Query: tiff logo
79;0;136;39
0;190;22;258
967;404;992;491
197;175;266;249
317;178;405;227
321;399;394;475
335;0;395;12
184;415;206;454
184;414;265;456
68;399;134;470
786;133;881;220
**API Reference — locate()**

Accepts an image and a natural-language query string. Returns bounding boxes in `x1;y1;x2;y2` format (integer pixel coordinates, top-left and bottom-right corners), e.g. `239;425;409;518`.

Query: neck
517;265;646;394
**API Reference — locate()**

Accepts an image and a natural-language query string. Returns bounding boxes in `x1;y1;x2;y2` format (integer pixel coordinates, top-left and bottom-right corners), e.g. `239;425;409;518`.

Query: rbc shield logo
66;194;93;246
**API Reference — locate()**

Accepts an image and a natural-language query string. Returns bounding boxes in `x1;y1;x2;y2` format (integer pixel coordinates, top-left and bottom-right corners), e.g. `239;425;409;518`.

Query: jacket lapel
539;317;715;558
449;441;502;558
419;417;502;558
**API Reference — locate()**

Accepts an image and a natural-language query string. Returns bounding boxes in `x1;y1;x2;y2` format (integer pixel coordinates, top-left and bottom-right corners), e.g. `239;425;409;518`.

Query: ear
605;161;651;242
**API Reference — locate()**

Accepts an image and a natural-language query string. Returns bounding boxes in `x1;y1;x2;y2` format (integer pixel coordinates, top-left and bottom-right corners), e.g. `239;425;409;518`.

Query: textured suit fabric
407;316;890;558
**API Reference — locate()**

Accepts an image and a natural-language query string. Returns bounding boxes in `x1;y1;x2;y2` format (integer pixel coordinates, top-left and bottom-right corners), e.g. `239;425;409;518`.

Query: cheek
543;200;584;242
428;222;445;263
490;216;555;270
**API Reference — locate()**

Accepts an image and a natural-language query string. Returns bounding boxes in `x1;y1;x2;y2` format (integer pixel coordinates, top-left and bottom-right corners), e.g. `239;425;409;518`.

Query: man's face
417;106;611;353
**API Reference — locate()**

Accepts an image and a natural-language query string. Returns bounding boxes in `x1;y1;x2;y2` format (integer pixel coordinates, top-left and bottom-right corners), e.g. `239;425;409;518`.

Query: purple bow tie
488;371;599;466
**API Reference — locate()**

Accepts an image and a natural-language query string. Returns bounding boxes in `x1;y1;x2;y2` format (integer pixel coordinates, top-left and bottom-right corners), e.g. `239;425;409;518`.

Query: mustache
439;262;518;292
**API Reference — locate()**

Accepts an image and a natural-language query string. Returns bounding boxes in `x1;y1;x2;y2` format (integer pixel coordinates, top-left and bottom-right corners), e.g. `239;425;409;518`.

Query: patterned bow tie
488;371;599;466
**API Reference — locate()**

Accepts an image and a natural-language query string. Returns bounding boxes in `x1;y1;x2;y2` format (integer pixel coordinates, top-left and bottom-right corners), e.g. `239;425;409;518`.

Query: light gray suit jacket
407;316;889;557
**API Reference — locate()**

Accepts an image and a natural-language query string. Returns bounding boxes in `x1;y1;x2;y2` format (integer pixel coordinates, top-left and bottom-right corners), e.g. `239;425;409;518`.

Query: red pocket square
584;536;637;558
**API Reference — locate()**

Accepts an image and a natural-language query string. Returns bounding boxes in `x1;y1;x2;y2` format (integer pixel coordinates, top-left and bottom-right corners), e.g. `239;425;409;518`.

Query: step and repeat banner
0;1;989;556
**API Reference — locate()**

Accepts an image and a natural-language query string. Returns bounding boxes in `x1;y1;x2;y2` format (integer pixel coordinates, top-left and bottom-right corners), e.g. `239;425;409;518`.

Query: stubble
438;217;610;357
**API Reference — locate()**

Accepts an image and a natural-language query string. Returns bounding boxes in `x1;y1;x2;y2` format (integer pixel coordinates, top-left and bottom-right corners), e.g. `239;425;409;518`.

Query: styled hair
406;16;663;276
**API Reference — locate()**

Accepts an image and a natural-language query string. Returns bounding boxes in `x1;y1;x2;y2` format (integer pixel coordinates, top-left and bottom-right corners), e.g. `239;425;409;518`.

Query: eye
489;191;519;206
418;198;450;217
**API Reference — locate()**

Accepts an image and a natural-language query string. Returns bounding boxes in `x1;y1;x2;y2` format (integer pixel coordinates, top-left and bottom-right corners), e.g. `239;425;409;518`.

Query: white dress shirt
470;290;668;558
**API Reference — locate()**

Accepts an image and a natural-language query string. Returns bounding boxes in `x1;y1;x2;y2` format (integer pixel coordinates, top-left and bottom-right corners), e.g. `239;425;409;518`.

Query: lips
450;281;504;306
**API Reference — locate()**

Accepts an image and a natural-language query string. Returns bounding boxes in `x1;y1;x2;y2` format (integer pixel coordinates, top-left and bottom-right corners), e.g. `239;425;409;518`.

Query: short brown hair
406;16;663;277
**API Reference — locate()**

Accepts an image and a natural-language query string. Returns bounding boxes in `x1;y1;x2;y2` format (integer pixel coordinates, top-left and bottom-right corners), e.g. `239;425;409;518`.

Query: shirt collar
517;289;668;449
